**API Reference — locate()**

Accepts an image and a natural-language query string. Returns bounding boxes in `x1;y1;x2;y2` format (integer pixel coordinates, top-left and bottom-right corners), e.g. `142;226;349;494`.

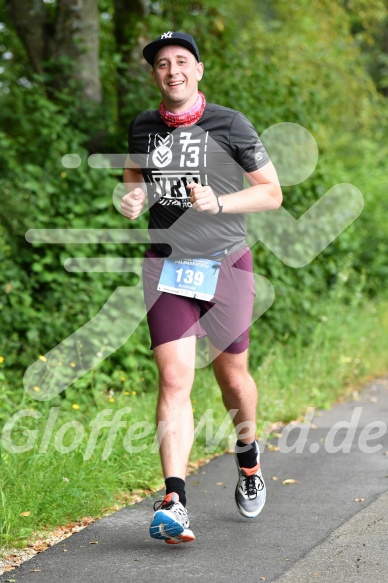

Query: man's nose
168;63;179;76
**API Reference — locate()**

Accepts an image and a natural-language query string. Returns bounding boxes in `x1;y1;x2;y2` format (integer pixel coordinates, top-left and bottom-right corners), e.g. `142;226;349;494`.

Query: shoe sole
150;509;195;543
165;531;195;545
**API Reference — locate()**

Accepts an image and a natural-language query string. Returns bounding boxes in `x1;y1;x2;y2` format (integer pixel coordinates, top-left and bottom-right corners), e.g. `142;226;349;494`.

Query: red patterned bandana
159;91;206;127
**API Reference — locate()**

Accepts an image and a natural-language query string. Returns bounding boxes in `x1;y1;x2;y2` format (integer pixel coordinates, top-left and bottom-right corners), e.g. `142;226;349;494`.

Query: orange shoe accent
179;533;195;543
241;463;260;476
161;492;176;506
165;533;195;545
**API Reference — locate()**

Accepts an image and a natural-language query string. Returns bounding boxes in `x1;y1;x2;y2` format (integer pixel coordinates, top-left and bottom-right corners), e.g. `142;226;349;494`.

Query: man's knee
217;371;249;397
158;365;194;397
212;351;250;395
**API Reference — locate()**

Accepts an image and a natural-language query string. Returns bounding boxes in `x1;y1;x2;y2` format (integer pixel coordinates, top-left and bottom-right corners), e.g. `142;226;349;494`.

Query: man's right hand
121;188;146;220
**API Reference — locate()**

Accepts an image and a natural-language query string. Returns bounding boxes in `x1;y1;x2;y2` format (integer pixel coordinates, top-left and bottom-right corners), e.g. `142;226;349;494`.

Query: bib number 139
176;268;204;287
157;257;221;301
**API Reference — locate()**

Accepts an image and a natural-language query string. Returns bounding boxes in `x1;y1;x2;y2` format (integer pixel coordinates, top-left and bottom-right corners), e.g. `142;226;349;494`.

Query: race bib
157;257;221;301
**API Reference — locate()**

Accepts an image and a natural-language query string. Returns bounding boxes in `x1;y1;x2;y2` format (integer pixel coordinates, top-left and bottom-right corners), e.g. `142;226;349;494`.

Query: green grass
1;294;388;551
256;299;388;422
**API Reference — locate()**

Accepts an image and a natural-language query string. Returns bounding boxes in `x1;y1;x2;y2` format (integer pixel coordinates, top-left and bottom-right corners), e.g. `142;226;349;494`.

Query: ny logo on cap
160;31;174;39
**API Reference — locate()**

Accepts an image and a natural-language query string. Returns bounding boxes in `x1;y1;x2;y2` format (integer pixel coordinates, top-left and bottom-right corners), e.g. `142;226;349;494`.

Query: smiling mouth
168;81;184;87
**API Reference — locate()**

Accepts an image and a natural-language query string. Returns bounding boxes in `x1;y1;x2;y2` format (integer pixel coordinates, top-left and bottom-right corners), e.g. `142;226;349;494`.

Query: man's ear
196;62;204;82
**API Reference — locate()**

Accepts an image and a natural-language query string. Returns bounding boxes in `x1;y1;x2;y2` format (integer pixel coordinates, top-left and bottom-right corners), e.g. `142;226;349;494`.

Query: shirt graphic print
145;128;209;210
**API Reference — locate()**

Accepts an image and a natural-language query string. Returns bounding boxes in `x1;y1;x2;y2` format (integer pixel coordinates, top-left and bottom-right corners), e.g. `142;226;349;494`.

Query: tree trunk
6;0;46;74
54;0;102;104
113;0;147;124
6;0;102;105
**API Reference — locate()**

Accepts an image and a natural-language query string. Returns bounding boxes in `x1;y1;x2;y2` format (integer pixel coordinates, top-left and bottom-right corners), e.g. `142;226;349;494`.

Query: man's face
151;45;204;112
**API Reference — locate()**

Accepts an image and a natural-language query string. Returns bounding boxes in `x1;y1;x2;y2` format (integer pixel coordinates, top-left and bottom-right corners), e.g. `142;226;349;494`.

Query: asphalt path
1;378;387;583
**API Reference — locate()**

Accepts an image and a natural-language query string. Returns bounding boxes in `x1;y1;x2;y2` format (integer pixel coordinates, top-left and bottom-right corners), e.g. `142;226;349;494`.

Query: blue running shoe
150;492;195;544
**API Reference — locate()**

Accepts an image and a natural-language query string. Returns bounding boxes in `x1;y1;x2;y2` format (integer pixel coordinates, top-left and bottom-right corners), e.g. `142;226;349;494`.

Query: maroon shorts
142;245;255;354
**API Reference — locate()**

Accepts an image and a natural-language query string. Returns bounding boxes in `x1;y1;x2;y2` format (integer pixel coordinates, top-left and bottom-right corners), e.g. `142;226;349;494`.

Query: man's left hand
187;182;219;214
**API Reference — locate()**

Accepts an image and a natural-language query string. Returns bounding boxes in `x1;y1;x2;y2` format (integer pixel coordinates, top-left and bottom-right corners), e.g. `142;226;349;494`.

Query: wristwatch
216;196;223;213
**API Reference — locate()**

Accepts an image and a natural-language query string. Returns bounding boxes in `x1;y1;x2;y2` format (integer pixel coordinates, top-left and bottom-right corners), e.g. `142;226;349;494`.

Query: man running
122;31;282;544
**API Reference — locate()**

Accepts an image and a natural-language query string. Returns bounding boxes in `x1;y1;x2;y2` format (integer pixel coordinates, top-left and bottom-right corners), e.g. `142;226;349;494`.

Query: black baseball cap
143;31;200;66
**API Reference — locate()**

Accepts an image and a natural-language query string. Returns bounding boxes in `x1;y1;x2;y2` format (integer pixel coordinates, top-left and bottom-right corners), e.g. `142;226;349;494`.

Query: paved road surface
1;378;387;583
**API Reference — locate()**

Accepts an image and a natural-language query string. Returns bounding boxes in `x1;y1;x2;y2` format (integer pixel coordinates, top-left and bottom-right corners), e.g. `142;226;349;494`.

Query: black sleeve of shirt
229;112;270;173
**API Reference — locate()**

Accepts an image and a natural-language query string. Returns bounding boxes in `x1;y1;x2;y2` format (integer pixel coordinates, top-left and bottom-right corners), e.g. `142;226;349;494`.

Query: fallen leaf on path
81;516;95;525
216;482;223;486
89;541;99;544
271;476;278;481
29;569;41;572
282;479;297;485
267;444;279;451
354;498;365;502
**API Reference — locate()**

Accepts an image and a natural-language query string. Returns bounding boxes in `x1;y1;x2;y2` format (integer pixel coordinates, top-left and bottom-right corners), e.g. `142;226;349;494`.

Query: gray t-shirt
128;102;270;258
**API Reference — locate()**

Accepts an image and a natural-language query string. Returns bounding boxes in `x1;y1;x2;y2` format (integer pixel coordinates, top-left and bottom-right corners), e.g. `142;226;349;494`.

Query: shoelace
153;498;174;511
243;473;265;499
153;497;189;521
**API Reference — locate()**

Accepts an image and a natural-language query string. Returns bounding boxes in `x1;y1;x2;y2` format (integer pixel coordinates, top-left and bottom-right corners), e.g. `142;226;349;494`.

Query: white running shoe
149;492;195;544
234;442;266;518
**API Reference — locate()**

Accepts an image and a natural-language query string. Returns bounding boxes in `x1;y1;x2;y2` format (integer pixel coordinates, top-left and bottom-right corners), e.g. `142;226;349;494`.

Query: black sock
165;476;186;507
236;439;258;469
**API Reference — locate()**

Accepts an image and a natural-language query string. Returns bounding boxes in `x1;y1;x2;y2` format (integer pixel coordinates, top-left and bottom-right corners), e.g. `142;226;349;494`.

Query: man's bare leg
211;347;257;443
149;336;197;544
210;345;266;518
154;335;196;479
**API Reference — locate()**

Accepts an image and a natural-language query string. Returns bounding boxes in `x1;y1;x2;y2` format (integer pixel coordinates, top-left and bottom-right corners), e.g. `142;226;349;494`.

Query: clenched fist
121;188;146;220
187;182;220;214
